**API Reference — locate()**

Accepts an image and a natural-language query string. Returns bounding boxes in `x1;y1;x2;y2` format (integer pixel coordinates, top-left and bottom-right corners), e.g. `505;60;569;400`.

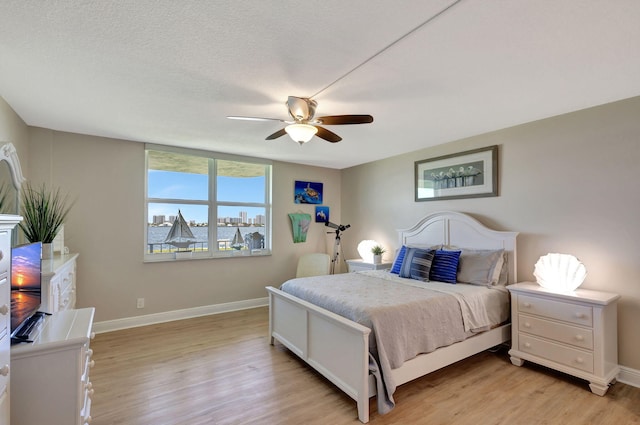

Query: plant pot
373;254;382;264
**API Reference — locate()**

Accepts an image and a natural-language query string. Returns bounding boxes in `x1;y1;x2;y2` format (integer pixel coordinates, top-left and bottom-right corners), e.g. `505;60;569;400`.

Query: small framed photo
415;145;498;201
294;180;323;204
315;206;329;223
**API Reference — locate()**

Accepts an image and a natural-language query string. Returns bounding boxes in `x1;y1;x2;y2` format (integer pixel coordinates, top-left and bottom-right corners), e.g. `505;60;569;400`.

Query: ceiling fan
227;96;374;145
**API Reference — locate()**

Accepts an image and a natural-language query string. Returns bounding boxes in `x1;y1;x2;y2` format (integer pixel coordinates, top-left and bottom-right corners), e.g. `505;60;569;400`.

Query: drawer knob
524;322;531;328
90;360;96;368
0;304;8;316
88;388;95;398
87;348;94;358
523;302;532;308
83;415;92;424
91;332;96;340
0;364;9;376
524;342;531;349
575;312;587;319
576;357;584;364
575;335;584;341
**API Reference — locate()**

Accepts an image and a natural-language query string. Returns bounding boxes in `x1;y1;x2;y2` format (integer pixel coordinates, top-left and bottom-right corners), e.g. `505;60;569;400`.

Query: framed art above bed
415;145;498;201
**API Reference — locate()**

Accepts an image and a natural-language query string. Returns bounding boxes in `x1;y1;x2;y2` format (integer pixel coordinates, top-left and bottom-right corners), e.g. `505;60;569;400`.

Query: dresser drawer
519;314;593;350
0;277;8;339
518;294;593;327
519;334;594;373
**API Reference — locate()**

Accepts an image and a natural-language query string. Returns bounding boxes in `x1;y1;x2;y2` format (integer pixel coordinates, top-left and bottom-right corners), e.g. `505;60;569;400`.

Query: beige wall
341;96;640;370
26;128;342;322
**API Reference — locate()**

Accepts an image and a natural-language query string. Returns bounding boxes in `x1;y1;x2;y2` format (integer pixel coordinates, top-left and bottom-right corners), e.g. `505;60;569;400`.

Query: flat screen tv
10;241;42;337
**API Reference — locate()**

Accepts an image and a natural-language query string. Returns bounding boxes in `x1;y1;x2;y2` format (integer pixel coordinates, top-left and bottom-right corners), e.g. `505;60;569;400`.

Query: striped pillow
390;245;407;274
399;247;435;281
429;250;461;283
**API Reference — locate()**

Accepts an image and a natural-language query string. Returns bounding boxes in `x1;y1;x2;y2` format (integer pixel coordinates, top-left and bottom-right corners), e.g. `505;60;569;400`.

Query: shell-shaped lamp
533;253;587;292
357;240;378;263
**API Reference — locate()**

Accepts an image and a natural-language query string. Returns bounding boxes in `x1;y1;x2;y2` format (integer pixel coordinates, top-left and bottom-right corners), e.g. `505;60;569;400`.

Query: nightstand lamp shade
357;240;378;263
533;253;587;292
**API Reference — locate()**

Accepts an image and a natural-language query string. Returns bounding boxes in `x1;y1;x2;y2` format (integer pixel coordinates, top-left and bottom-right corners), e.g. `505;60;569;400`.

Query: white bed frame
267;211;518;423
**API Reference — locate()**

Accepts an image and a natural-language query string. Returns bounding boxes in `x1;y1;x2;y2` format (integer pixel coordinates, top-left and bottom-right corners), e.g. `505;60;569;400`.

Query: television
10;242;42;338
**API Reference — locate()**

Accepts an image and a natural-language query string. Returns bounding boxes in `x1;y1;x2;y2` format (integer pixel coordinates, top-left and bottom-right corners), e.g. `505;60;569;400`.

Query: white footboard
267;286;372;423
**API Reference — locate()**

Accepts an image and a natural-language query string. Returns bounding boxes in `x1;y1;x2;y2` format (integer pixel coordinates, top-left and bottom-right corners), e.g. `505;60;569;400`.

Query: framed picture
415;145;498;201
294;180;323;204
315;206;329;223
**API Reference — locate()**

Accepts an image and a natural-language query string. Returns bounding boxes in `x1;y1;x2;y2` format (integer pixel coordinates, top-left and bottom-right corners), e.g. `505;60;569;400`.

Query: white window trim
144;144;272;262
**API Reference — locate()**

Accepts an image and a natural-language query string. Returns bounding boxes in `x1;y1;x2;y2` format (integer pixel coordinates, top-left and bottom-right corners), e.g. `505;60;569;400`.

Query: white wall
340;96;640;370
26;128;342;322
0;96;29;173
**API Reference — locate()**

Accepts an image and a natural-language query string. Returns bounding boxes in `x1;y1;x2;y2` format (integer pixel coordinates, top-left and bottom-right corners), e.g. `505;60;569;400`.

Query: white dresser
41;253;78;313
0;216;21;425
508;282;619;395
11;308;95;425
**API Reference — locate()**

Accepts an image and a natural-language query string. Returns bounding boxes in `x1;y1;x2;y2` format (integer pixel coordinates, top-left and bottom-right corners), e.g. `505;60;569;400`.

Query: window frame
144;144;272;262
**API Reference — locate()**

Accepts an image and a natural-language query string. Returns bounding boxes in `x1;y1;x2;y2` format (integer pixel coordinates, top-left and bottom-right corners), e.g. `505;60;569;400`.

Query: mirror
0;143;26;244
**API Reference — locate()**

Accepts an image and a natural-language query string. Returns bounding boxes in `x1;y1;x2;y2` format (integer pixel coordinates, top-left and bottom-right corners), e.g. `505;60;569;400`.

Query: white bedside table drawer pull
575;357;584;364
575;335;584;342
523;302;532;308
524;342;531;349
524;322;531;328
0;365;9;376
0;304;8;316
574;312;587;319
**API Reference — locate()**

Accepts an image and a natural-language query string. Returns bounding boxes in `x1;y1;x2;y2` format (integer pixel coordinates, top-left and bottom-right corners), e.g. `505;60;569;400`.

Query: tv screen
10;242;42;336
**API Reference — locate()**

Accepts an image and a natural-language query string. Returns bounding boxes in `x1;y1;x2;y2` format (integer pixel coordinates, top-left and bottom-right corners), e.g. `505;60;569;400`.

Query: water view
147;225;264;252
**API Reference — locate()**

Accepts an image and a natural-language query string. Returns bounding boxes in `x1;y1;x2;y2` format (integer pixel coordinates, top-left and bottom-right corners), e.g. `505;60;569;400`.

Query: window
145;145;271;261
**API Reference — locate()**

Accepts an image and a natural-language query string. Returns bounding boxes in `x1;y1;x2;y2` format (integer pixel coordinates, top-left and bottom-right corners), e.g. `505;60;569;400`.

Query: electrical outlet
137;298;145;309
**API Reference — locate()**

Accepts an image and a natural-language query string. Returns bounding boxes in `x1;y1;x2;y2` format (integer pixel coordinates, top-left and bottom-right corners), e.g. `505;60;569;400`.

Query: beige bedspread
280;270;509;414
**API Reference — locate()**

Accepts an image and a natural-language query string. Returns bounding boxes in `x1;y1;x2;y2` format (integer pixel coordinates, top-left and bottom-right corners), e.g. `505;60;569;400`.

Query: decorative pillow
457;249;505;287
498;252;509;285
399;247;435;282
429;250;461;283
390;245;407;274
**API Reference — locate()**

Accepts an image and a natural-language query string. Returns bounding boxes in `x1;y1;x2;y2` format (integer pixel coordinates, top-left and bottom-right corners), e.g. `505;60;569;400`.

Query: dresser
11;308;95;425
508;282;619;395
346;259;393;272
0;216;21;425
40;253;79;313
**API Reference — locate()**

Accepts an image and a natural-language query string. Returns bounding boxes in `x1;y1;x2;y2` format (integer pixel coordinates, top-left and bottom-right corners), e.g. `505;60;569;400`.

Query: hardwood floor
90;307;640;425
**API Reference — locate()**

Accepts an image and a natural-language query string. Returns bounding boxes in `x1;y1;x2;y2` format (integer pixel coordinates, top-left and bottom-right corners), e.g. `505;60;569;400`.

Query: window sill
144;249;272;263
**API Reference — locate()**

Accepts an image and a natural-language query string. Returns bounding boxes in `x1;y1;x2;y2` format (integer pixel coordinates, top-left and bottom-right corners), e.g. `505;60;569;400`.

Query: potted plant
19;182;74;259
371;245;386;264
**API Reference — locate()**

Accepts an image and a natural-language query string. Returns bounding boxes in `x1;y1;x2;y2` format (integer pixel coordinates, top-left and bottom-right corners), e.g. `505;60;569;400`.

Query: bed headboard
397;211;519;283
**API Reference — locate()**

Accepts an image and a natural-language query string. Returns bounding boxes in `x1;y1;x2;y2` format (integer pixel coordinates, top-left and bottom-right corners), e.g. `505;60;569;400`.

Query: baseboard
93;297;268;334
618;366;640;389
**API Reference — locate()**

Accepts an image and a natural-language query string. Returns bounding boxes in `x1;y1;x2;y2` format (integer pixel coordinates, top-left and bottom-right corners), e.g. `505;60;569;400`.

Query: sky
147;171;266;223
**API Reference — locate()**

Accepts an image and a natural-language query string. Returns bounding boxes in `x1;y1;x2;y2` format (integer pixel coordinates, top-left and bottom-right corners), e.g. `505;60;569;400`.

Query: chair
296;253;331;278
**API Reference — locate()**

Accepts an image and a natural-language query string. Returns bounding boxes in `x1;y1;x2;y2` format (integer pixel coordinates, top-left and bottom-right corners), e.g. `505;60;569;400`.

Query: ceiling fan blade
316;115;374;125
315;126;342;143
227;116;285;122
265;128;287;140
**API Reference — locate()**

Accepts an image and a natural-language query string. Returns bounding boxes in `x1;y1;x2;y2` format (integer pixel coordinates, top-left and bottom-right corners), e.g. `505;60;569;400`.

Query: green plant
19;182;74;243
371;245;386;255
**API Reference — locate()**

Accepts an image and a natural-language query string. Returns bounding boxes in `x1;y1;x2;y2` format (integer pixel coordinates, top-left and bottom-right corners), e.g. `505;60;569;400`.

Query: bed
266;211;518;423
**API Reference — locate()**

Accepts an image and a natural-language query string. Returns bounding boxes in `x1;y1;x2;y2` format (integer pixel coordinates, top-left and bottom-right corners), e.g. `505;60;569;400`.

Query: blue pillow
390;245;407;274
429;250;461;283
399;248;435;282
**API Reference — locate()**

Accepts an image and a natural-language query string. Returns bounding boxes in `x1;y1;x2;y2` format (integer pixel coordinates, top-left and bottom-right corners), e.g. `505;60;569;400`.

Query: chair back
296;253;330;278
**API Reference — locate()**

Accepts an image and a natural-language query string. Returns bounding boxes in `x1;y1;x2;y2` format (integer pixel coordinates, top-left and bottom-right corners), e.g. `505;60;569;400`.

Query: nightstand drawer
519;314;593;350
518;295;593;327
519;334;594;373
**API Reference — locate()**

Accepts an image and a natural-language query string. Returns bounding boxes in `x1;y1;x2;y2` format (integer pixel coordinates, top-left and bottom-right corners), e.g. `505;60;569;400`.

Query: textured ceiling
1;1;640;169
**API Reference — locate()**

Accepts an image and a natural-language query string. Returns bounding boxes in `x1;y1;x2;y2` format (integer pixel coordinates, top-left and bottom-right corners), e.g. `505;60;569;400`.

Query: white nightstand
507;282;620;396
346;259;393;272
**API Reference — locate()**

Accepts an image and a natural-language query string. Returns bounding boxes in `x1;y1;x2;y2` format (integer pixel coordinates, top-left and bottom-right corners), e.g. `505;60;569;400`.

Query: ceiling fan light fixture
285;123;317;145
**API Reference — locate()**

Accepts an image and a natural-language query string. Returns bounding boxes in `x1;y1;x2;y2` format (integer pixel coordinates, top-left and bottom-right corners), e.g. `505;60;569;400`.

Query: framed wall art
315;206;329;223
415;145;498;201
294;180;323;204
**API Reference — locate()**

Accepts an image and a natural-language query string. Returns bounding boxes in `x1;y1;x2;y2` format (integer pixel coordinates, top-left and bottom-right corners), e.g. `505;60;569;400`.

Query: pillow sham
429;250;461;283
457;249;505;287
399;247;435;282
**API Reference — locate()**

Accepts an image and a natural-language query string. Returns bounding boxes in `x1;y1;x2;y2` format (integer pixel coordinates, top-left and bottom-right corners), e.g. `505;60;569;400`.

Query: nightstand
507;282;620;396
346;259;392;272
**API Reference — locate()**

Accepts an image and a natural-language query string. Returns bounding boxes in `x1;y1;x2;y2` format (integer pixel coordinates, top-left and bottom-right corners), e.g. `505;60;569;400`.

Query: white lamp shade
285;124;318;144
533;253;587;292
357;240;378;263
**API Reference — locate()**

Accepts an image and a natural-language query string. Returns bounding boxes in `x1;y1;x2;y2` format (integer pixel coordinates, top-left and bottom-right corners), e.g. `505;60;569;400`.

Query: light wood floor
90;307;640;425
